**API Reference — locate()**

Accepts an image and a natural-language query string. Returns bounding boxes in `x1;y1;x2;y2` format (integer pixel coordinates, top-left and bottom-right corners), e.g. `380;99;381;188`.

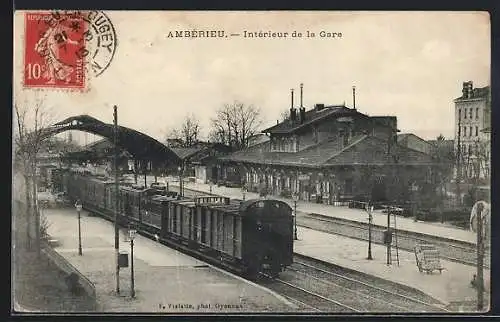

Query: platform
43;208;297;313
157;176;477;244
294;226;490;312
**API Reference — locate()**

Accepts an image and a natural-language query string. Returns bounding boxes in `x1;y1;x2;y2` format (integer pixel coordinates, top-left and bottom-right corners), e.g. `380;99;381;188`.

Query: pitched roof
219;134;435;168
171;147;205;160
397;133;432;145
262;105;365;134
83;138;113;151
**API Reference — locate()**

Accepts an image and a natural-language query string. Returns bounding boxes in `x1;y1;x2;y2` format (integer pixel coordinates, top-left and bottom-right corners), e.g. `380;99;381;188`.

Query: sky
13;11;490;145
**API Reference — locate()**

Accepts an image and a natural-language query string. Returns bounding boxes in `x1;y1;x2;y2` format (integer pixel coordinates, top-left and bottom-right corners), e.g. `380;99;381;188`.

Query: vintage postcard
12;10;491;315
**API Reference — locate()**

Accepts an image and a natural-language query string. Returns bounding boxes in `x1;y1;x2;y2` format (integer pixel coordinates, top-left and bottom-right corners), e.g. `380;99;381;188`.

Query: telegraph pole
113;105;120;295
477;203;484;311
456;111;462;206
386;210;391;265
366;204;373;260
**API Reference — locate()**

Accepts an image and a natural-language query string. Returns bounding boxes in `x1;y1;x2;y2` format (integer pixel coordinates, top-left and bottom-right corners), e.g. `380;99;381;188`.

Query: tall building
454;81;491;182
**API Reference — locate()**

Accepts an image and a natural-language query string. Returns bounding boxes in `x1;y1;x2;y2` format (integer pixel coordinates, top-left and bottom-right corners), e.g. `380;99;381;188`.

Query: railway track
259;254;449;313
175;184;487;268
298;212;489;268
287;254;449;313
260;276;359;312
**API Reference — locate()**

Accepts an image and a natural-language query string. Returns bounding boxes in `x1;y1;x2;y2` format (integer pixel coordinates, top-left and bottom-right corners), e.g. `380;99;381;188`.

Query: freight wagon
57;169;294;278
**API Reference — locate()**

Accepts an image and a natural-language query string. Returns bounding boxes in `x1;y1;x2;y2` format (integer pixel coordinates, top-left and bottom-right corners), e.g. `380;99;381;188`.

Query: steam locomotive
57;169;294;278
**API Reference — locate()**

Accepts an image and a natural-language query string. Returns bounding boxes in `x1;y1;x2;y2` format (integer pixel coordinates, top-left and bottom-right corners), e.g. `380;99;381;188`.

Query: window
476;126;479;136
464;108;467;119
469;108;473;119
468;145;472;155
458;108;461;119
463;126;467;137
476;107;479;119
469;126;472;137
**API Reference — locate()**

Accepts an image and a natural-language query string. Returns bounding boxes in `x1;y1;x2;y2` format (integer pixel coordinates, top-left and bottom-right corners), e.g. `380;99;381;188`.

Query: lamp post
366;204;373;260
242;186;247;201
75;200;83;256
178;166;183;197
129;228;136;298
292;193;299;240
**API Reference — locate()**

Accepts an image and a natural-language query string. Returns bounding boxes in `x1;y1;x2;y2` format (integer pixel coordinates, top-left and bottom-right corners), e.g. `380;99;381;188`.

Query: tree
430;134;456;208
280;109;290;122
208;101;262;150
14;96;54;254
165;114;201;148
461;138;490;184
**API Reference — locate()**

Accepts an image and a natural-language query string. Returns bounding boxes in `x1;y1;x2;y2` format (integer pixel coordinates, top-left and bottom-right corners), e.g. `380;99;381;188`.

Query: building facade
218;94;437;205
172;142;232;184
397;133;433;155
454;81;491;182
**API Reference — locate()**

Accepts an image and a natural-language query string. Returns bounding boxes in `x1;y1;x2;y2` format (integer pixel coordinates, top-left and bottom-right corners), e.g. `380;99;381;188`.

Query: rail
292;255;449;312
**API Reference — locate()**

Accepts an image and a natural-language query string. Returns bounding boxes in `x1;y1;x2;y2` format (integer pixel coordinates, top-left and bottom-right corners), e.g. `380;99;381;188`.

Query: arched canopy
43;115;181;166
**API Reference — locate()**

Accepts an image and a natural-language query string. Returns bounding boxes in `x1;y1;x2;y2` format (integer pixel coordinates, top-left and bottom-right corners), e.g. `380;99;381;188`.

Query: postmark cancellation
22;10;116;91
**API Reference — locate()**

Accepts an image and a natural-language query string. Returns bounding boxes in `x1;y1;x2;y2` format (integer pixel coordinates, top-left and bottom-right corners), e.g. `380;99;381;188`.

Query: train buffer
414;244;445;274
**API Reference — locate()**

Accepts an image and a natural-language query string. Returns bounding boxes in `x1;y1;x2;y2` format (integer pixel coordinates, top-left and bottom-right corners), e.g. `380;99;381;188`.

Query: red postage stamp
23;11;87;89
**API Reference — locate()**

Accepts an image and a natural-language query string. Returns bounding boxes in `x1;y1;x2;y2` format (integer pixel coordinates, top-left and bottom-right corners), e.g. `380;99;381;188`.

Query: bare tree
462;138;490;184
14;96;53;254
165;114;201;148
430;134;456;208
280;109;290;122
209;101;262;150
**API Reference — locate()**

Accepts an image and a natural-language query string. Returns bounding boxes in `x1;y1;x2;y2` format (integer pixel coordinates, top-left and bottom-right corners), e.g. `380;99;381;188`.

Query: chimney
290;88;297;122
300;83;304;107
352;86;356;110
299;107;306;123
462;82;468;98
463;81;474;98
468;81;473;98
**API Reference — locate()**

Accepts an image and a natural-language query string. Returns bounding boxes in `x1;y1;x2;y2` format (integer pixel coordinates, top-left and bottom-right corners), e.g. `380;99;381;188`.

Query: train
55;168;294;278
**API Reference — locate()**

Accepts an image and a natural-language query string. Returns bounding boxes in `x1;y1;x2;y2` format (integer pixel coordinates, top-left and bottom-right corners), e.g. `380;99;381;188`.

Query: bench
414;244;445;274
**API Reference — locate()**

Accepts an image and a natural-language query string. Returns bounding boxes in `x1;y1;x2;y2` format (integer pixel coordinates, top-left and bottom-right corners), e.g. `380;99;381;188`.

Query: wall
195;165;207;184
237;162;433;205
400;135;433;155
41;244;97;308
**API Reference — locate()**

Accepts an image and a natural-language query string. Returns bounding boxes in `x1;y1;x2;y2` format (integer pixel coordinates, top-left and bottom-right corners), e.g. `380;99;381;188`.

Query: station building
218;90;437;204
